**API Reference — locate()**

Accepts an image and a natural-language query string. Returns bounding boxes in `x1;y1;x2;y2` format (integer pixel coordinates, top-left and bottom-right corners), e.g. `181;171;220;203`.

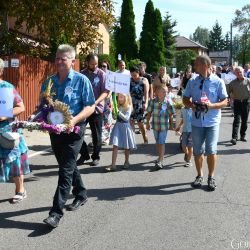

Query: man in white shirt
116;60;130;75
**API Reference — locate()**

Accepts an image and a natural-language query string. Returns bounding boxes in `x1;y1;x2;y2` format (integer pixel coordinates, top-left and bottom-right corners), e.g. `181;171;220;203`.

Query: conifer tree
114;0;138;61
208;21;224;51
139;0;165;73
139;0;155;70
162;12;177;67
151;9;166;72
223;32;230;50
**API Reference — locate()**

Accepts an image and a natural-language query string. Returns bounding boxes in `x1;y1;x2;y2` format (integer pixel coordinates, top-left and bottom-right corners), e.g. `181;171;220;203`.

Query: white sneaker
185;161;192;167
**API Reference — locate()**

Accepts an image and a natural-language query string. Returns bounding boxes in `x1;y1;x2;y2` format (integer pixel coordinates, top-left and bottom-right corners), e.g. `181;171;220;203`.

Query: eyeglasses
199;79;204;90
102;65;107;68
55;57;72;61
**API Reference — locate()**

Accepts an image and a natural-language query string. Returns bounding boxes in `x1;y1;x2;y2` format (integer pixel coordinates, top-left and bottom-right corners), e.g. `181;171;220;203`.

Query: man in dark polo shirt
227;66;250;145
77;53;109;166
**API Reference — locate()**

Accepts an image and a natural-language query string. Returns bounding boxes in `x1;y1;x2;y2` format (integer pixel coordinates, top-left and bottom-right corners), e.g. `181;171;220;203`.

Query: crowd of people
0;44;249;228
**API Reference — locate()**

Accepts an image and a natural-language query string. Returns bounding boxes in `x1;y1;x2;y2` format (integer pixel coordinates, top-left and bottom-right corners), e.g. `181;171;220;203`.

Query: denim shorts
181;132;193;147
191;125;219;156
153;130;168;144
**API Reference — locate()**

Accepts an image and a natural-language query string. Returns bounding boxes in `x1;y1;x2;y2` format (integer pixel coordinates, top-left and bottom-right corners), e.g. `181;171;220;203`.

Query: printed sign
221;72;236;84
105;71;130;94
11;59;20;68
170;77;181;88
0;88;14;117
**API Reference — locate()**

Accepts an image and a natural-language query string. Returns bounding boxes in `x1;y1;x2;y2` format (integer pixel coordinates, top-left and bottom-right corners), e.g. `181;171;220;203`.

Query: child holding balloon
105;93;136;171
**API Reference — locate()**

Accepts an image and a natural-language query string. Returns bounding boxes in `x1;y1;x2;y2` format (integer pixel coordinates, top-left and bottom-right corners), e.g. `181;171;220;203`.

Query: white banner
105;71;131;94
222;72;237;84
170;77;181;88
0;88;14;117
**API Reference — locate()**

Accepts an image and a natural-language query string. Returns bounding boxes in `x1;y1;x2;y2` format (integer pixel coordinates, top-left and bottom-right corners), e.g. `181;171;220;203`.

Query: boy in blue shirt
176;106;193;167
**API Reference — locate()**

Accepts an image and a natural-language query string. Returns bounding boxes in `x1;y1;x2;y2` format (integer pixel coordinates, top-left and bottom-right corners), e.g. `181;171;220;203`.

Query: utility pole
229;23;233;66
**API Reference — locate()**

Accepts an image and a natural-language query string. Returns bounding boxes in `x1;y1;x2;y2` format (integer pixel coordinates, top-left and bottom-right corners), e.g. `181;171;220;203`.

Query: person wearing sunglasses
183;55;228;191
100;60;110;73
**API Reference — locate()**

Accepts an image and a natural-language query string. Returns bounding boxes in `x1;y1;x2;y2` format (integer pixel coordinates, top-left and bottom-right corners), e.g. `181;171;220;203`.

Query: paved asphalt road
0;107;250;250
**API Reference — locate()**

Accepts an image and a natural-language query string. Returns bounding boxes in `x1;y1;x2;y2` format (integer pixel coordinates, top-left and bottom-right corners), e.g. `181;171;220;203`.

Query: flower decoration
27;78;79;134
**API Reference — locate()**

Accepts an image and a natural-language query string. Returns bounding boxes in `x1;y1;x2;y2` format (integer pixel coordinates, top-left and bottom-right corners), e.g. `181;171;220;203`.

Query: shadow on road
87;182;193;201
0;206;53;237
28;145;51;152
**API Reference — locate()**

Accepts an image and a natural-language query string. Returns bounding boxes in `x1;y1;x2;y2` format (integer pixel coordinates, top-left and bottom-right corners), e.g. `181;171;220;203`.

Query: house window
94;41;103;55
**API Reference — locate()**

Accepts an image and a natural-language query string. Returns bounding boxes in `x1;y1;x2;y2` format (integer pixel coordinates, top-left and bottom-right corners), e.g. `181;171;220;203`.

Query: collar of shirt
54;69;74;84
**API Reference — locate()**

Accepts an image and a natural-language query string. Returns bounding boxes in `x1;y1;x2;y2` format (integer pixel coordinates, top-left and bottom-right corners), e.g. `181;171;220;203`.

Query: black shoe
191;176;204;188
77;156;90;166
150;162;163;171
240;137;247;142
43;215;60;228
230;139;237;145
207;176;217;191
135;130;141;134
66;198;88;211
90;159;99;166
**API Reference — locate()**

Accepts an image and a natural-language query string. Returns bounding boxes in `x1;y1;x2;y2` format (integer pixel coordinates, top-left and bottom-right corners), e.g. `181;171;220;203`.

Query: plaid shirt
147;96;174;131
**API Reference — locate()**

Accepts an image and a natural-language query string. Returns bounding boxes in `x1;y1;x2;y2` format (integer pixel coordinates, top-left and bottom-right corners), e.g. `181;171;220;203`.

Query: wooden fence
2;55;79;120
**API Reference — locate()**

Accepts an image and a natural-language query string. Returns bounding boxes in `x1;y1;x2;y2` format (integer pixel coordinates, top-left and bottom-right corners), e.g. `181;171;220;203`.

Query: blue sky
113;0;247;38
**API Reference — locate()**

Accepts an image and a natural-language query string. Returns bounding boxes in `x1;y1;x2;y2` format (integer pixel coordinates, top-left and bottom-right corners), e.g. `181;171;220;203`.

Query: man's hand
0;117;7;121
69;116;77;128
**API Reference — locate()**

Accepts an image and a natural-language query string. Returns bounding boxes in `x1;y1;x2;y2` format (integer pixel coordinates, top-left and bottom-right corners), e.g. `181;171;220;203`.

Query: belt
234;98;249;102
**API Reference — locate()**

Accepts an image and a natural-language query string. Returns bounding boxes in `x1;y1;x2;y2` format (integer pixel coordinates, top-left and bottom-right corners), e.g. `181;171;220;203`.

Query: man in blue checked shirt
183;55;228;192
41;44;95;228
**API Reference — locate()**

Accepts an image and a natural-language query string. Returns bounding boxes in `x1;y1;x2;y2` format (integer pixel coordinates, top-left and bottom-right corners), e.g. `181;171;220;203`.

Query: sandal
11;190;27;204
105;165;117;172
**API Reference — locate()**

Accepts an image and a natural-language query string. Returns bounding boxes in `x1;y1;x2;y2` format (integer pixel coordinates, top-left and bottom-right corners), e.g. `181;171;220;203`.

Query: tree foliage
175;49;196;72
114;0;138;61
139;1;165;73
190;26;210;47
162;12;177;67
233;4;250;65
207;21;224;51
0;0;114;58
139;0;155;68
223;32;230;50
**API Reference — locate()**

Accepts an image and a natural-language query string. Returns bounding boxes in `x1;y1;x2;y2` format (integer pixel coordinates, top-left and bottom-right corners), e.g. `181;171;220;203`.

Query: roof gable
175;36;208;50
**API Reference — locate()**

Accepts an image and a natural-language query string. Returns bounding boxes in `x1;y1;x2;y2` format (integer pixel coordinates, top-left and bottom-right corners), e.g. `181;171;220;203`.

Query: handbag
0;132;20;149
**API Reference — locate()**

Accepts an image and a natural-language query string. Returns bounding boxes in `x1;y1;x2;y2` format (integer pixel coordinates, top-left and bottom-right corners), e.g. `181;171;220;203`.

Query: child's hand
175;127;180;132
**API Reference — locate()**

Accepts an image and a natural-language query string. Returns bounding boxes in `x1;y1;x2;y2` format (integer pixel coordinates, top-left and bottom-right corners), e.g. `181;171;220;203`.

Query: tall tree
175;49;196;72
233;4;250;65
139;1;165;73
114;0;138;61
223;32;230;50
208;21;224;51
162;12;177;67
190;26;210;47
0;0;114;58
139;0;155;71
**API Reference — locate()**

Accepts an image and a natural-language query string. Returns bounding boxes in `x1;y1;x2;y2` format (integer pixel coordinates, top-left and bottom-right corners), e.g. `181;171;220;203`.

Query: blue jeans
49;125;87;218
192;125;219;156
153;130;168;144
